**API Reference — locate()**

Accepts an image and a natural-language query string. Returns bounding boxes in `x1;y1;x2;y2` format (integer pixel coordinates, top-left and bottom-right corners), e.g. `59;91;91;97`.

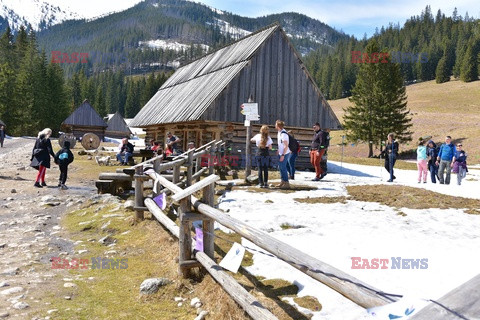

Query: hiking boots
34;182;42;188
280;181;290;189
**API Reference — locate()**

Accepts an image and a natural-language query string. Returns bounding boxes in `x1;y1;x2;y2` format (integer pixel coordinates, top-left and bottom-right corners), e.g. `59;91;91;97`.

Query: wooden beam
134;166;144;220
195;251;278;320
146;171;394;309
411;274;480;320
144;198;179;237
183;213;212;222
192;167;208;181
99;172;133;181
144;197;277;320
171;175;220;203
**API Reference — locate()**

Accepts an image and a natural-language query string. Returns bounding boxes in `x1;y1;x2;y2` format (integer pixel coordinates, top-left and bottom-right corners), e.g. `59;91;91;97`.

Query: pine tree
460;40;479;82
95;86;106;117
343;40;412;157
46;61;69;134
435;56;449;83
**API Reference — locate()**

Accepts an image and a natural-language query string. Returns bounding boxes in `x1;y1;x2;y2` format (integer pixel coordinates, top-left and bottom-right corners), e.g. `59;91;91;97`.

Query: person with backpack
310;122;325;181
55;141;74;190
275;120;291;189
435;136;456;185
426;140;439;183
286;130;300;180
320;128;330;177
251;125;273;188
451;143;467;185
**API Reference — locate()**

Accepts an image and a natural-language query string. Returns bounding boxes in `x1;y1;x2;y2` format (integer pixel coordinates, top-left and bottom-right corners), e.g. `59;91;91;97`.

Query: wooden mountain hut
130;23;341;169
61;99;108;141
105;112;132;139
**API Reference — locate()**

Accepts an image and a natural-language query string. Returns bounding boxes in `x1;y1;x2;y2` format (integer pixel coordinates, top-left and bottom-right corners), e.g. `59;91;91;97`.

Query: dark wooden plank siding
202;29;340;130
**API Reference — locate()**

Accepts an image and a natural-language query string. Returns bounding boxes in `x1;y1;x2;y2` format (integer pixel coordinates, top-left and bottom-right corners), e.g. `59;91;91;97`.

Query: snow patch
138;39;209;52
207;18;251;39
216;162;480;319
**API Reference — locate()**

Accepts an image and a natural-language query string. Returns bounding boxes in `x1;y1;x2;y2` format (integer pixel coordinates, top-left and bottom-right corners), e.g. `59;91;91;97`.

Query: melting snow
216;161;480;319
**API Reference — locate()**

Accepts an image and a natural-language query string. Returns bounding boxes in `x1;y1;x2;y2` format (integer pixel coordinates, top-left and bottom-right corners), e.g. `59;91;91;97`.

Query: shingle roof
130;24;279;127
62;100;108;127
106;112;132;134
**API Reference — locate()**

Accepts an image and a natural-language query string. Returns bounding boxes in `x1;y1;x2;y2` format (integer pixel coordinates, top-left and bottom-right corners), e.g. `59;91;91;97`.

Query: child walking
416;141;428;183
452;143;467;185
55;141;74;190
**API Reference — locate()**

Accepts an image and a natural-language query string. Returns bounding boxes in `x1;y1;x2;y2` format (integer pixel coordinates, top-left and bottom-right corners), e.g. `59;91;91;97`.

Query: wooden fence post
195;150;202;182
173;163;180;184
134;165;144;220
153;157;161;173
202;181;215;259
208;144;215;175
178;196;193;278
186;149;193;187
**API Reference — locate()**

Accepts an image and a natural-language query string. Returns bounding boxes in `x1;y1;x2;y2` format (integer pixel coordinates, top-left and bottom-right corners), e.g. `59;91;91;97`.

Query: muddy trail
0;138;107;319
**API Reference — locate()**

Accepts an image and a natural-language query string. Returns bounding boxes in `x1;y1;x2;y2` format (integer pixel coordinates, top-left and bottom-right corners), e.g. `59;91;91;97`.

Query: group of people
382;133;469;186
417;135;468;185
250;120;330;189
30;128;74;189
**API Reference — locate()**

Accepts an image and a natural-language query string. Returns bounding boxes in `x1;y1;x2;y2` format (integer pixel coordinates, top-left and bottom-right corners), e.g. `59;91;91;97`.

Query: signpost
241;100;259;181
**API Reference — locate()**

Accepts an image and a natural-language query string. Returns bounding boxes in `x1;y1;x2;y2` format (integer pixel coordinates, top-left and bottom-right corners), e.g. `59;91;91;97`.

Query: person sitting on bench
116;138;134;165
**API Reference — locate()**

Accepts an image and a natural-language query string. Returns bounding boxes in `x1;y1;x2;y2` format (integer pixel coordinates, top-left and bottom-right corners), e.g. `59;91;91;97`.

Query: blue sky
51;0;480;39
192;0;480;38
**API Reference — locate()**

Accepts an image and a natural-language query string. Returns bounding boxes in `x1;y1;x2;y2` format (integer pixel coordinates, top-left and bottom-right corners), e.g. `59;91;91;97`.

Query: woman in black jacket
30;128;56;188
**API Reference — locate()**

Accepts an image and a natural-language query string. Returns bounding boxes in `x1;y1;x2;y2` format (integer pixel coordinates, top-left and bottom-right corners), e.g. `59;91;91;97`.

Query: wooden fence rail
133;139;400;319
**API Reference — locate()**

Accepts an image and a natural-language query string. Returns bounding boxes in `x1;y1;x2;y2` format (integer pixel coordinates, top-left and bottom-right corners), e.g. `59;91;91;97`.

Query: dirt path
0;138;101;319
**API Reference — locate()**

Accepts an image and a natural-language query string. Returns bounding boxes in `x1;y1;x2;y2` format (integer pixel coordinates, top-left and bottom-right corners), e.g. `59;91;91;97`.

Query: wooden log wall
144;121;317;170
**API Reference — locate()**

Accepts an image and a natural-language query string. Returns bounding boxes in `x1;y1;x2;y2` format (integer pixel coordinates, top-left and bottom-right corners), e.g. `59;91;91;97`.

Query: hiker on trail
436;136;456;185
383;133;399;182
166;132;182;155
0;125;5;148
320;128;330;178
30;128;56;188
251;125;273;188
416;140;428;183
427;140;439;183
310;122;326;181
54;141;74;190
275;120;291;189
452;143;467;185
116;138;134;165
286;130;300;180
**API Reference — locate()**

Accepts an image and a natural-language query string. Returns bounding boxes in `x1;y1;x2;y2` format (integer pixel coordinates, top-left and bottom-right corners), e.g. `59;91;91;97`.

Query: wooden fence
129;139;398;318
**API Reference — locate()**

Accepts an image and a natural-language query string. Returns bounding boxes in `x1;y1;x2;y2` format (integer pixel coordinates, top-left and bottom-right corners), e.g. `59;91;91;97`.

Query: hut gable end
130;24;341;130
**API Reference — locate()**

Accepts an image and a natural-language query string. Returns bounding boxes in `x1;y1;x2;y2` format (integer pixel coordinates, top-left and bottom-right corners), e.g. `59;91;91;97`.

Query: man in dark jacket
310;122;326;181
116;138;134;165
320;128;330;176
55;141;74;189
426;140;439;183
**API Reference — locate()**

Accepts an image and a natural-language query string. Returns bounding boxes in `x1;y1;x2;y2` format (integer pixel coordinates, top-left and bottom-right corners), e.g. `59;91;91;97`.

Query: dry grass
240;185;318;194
328;79;480;164
346;185;480;212
293;296;322;312
294;196;348;204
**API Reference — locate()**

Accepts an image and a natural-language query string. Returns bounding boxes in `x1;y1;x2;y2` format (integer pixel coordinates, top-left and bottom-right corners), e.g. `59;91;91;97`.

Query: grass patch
261;279;299;296
294;196;348;204
44;201;253;320
294;296;322;312
214;230;253;267
328;79;480;164
347;185;480;212
280;223;305;230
